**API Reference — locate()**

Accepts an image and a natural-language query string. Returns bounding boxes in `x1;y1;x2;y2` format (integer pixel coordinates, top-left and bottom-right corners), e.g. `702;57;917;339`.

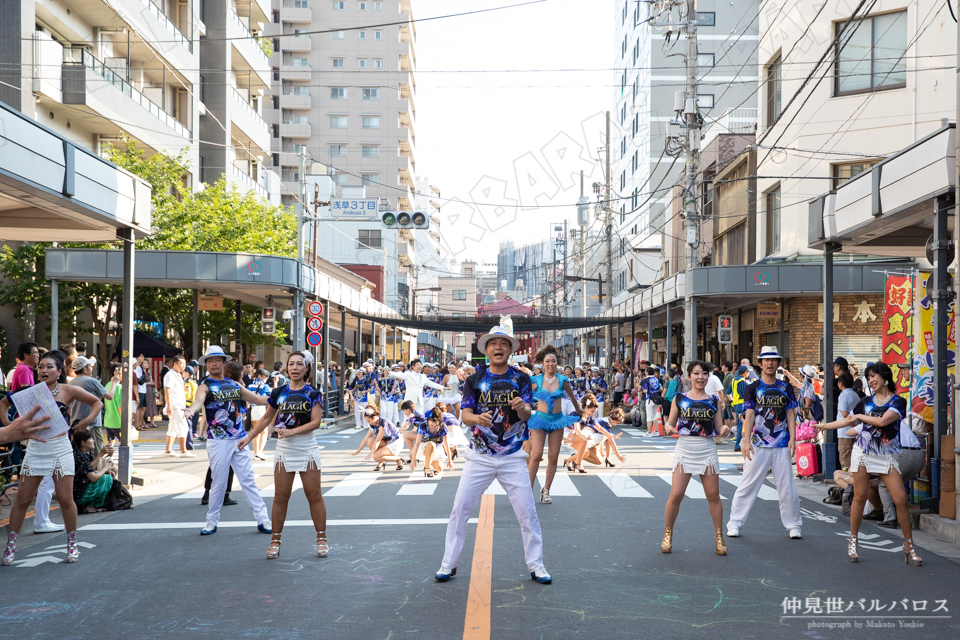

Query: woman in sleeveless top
661;360;729;556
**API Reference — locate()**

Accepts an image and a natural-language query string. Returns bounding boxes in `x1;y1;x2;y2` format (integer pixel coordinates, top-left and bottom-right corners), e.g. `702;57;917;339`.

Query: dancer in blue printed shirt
818;362;921;565
562;394;624;473
437;323;552;585
409;407;454;477
661;360;730;556
588;367;608;416
726;346;802;542
346;367;378;431
351;405;405;471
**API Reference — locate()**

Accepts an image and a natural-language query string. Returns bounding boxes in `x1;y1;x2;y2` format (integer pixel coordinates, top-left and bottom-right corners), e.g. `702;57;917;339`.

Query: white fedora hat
477;325;520;353
199;345;233;364
758;345;781;361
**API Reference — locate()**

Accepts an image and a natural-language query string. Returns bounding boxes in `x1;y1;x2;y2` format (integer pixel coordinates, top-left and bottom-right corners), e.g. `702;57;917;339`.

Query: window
272;10;279;23
620;170;625;191
293;0;308;6
631;150;638;175
697;53;715;68
358;229;382;249
329;87;346;99
359;31;367;39
329;144;347;157
724;222;746;266
286;114;309;125
765;54;782;126
374;31;382;40
360;1;366;9
361;116;380;129
332;1;344;9
291;85;309;96
332;31;345;39
375;1;381;10
832;160;878;189
696;11;716;26
361;173;379;185
272;96;279;109
329;116;348;128
334;173;348;185
293;57;308;67
374;59;382;68
272;124;279;138
697;94;715;109
835;11;907;95
361;144;379;157
765;186;781;256
272;152;279;166
456;335;466;348
332;58;344;68
358;59;367;68
452;290;467;301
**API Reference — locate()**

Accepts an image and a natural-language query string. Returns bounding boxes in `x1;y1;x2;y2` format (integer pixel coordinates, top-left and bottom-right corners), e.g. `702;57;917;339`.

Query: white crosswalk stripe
619;428;645;438
656;473;728;499
483;479;507;495
260;475;303;497
719;474;780;500
323;472;382;496
535;471;580;496
597;472;653;498
397;470;444;496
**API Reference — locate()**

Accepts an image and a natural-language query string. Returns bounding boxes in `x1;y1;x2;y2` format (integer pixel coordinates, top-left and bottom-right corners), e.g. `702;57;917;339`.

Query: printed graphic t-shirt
744;379;798;448
269;384;320;429
461;367;532;456
201;377;246;439
673;393;720;437
854;394;907;455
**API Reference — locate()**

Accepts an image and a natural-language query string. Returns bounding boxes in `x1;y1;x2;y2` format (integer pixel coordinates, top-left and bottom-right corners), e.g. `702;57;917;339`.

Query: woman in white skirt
409;408;454;477
239;352;327;559
439;363;463;419
818;362;921;566
351;405;405;471
1;351;103;565
436;401;468;460
661;360;729;556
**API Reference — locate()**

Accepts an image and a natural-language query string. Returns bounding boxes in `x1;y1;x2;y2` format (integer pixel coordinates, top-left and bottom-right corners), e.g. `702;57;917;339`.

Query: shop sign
757;302;780;320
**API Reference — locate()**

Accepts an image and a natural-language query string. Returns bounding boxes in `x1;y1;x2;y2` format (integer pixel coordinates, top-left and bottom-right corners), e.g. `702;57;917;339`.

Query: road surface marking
719;474;779;500
657;473;727;499
463;494;494;640
597;472;653;497
323;472;382;496
536;471;580;496
79;518;477;531
482;480;506;495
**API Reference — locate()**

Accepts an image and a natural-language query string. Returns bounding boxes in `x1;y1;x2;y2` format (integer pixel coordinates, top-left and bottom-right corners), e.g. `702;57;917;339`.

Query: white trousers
727;447;802;531
382;400;399;425
34;475;56;528
597;401;604;417
354;400;368;430
423;397;437;414
645;399;660;425
441;448;544;572
206;439;270;529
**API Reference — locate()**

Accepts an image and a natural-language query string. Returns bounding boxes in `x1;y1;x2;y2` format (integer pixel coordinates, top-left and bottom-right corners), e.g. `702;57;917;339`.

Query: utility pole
681;0;700;364
604;111;613;374
578;171;588;365
294;148;308;351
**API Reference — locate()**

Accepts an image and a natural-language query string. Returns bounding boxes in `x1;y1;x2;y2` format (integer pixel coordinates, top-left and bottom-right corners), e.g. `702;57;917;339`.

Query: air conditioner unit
516;278;524;288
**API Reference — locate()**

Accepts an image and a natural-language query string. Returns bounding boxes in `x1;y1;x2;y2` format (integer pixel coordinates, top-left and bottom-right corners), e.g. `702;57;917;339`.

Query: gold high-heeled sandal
903;538;922;566
661;526;672;553
266;533;282;559
316;531;329;558
847;535;859;563
714;528;727;556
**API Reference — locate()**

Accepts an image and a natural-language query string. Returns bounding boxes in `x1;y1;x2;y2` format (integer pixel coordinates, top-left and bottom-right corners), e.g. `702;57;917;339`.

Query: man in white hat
388;359;445;413
727;346;803;540
436;325;551;585
185;346;272;535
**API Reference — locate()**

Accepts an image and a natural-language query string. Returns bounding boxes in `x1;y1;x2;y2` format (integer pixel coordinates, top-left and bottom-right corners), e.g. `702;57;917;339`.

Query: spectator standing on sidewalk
69;356;118;454
9;342;39;392
103;363;124;442
133;354;148;429
163;356;195;458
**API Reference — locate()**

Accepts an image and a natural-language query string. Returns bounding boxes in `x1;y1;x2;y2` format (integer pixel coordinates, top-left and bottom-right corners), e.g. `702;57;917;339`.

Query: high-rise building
266;0;417;211
611;1;759;296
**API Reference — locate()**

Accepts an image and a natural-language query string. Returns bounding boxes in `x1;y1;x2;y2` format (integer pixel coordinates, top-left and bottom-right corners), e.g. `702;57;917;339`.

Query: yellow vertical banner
911;272;955;423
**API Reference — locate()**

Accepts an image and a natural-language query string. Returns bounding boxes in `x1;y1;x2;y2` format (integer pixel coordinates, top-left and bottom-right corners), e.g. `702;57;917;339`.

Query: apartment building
266;0;417;211
611;0;760;297
0;0;280;200
437;262;478;360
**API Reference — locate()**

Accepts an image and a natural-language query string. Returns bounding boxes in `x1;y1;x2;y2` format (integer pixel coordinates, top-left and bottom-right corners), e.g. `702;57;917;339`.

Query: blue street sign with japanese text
329;198;379;220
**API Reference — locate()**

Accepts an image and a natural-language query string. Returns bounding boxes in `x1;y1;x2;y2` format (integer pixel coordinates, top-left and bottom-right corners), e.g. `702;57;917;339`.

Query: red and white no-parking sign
307;332;323;347
307;301;324;317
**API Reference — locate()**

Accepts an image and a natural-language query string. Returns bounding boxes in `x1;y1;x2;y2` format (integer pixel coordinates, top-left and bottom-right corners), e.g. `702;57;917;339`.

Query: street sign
307;317;323;332
330;198;380;220
307;301;324;317
261;320;275;335
199;294;223;311
307;331;323;347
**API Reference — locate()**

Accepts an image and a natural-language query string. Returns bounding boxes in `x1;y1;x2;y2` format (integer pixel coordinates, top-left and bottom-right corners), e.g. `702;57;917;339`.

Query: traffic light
261;320;276;335
718;315;733;344
261;307;275;321
382;210;429;230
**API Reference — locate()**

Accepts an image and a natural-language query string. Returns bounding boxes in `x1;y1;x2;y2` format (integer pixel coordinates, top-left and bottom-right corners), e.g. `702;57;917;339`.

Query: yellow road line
463;494;495;640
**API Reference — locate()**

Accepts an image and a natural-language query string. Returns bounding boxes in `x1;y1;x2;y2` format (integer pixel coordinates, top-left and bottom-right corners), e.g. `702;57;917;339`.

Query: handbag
105;477;134;511
823;486;843;505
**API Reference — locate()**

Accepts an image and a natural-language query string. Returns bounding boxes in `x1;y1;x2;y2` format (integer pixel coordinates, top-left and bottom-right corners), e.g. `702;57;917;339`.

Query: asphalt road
2;425;959;640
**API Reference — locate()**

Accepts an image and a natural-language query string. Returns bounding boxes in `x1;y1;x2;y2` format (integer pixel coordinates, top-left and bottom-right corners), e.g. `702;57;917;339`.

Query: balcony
398;153;414;182
398;241;415;266
399;127;416;152
280;34;312;53
229;10;271;87
399;98;416;140
229;164;269;200
280;122;311;138
397;183;415;210
399;41;416;73
279;64;312;81
280;93;311;110
231;88;270;153
280;6;313;23
279;152;302;166
61;51;190;150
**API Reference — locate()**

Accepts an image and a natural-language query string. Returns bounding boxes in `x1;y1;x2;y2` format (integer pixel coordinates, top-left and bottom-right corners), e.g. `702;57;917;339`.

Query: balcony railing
231;9;269;65
232;87;268;132
231;164;268;199
141;0;190;51
71;50;189;137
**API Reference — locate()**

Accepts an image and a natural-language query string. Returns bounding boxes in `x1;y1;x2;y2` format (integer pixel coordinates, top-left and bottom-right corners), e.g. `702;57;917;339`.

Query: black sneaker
863;510;884;521
201;492;209;505
877;520;898;529
223;496;238;506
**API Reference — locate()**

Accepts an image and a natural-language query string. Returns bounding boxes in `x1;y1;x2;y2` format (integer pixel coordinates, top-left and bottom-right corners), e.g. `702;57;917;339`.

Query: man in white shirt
835;373;860;471
164;356;194;457
389;359;445;412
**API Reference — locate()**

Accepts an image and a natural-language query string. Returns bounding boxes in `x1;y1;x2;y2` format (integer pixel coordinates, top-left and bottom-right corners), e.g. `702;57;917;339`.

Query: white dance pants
205;439;270;529
354;400;368;430
727;446;802;531
423;397;437;414
382;400;398;425
441;448;544;572
645;399;660;425
34;475;56;528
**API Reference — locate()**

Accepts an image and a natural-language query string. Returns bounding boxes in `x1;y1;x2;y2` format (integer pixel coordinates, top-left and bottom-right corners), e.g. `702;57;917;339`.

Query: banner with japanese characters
910;272;955;424
882;275;913;395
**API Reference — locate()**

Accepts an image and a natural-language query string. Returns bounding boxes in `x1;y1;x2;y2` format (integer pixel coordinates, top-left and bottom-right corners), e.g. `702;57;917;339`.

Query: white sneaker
531;566;552;584
180;452;197;458
726;525;740;538
788;528;802;539
165;451;181;457
34;523;65;534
